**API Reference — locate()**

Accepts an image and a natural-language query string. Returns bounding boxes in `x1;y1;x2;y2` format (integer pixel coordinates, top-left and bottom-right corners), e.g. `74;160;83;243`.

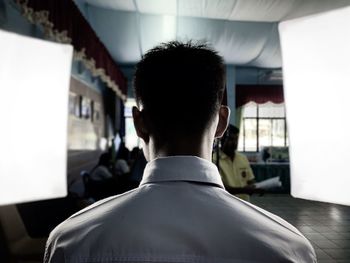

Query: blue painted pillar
226;65;236;125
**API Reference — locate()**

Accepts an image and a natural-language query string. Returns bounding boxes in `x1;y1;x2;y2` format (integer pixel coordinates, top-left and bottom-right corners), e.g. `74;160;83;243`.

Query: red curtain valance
236;85;284;107
16;0;127;100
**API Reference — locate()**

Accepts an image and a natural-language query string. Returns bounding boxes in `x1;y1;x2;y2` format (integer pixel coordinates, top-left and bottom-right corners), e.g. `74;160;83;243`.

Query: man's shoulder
228;200;316;261
235;152;250;164
45;186;316;263
48;188;138;240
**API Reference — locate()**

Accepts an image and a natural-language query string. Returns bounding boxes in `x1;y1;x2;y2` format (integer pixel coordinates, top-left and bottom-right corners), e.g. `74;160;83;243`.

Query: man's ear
132;106;150;143
215;105;230;138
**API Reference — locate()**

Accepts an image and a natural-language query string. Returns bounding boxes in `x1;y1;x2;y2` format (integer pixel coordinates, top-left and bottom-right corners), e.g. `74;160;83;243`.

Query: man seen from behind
44;41;317;263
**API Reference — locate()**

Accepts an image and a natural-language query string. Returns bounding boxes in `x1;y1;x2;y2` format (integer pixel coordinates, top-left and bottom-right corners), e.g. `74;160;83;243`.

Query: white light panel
279;7;350;205
0;29;73;205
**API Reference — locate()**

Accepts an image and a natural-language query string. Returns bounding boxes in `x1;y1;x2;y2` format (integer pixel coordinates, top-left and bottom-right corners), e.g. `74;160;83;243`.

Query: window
238;102;288;152
81;96;91;119
68;92;81;117
93;102;101;122
124;99;139;150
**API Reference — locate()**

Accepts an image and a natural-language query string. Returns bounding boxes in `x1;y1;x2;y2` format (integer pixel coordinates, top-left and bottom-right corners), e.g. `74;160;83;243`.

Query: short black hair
134;41;225;143
226;124;239;135
221;124;239;145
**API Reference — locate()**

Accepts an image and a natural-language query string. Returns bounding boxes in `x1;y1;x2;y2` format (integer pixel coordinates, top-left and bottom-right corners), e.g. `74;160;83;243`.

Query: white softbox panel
279;7;350;205
0;29;73;205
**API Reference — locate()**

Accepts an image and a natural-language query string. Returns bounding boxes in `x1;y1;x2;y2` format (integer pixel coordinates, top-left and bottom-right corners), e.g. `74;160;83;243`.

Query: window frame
240;104;288;152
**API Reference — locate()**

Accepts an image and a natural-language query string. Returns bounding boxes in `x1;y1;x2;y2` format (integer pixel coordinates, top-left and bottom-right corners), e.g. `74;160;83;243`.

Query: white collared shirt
44;156;316;263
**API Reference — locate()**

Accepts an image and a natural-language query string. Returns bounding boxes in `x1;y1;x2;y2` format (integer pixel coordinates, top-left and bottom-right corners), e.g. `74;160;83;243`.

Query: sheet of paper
254;176;282;190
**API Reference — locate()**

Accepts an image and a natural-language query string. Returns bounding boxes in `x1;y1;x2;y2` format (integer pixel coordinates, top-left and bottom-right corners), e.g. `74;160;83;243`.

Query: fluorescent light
0;29;73;205
279;7;350;205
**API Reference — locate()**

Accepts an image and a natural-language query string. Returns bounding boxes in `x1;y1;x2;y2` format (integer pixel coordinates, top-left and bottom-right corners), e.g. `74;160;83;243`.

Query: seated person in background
114;158;130;175
114;142;130;176
90;152;113;181
261;146;271;163
44;41;316;263
86;152;117;200
213;124;256;202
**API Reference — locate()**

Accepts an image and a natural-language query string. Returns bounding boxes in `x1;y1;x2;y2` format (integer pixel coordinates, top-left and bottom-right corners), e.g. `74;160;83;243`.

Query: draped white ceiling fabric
75;0;350;68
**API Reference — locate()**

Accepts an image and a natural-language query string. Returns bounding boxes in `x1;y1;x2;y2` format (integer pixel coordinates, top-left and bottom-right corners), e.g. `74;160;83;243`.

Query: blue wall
0;0;44;38
71;60;106;93
236;67;282;85
120;65;136;98
226;66;236;124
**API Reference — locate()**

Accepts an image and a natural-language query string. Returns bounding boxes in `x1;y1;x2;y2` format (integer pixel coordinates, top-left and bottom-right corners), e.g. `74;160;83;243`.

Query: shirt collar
140;156;224;189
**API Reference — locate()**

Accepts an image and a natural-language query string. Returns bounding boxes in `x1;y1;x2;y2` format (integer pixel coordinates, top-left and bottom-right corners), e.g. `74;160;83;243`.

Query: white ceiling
74;0;350;68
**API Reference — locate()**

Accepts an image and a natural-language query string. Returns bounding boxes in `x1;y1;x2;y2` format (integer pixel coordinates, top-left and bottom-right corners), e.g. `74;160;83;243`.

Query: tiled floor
251;194;350;263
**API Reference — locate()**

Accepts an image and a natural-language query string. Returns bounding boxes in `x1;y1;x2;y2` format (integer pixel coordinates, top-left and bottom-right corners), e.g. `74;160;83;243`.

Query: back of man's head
134;41;226;145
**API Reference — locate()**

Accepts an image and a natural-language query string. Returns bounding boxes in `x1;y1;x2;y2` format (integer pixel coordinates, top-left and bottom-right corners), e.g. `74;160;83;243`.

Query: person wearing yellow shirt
214;124;256;201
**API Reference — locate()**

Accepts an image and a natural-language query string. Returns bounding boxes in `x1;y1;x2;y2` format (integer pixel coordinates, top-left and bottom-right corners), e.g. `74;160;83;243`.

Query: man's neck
149;136;214;162
155;144;211;161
